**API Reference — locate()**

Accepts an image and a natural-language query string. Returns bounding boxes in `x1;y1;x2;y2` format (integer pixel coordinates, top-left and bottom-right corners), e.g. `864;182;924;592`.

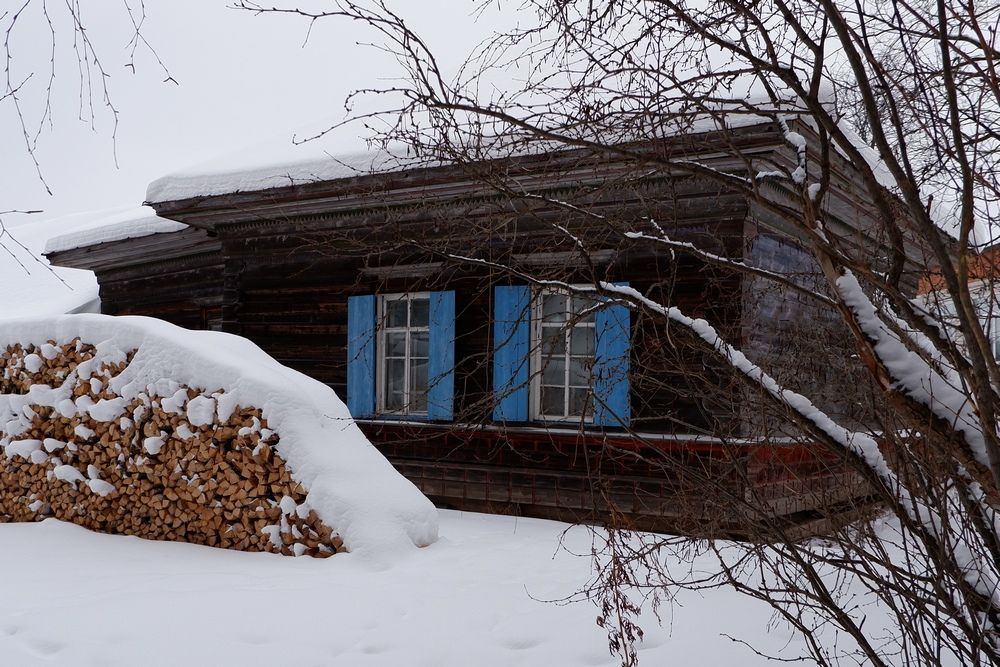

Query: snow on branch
623;224;836;308
594;281;897;485
835;271;989;471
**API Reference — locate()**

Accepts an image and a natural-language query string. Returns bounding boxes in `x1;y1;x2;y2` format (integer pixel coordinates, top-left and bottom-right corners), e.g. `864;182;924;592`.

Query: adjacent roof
918;244;1000;295
44;206;186;255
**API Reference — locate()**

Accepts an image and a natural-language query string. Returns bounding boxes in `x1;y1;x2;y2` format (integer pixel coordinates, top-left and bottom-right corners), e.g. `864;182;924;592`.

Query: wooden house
47;120;918;536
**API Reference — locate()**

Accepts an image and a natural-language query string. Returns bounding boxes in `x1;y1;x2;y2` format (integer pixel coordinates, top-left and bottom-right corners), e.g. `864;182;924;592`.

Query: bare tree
0;1;173;271
238;0;1000;664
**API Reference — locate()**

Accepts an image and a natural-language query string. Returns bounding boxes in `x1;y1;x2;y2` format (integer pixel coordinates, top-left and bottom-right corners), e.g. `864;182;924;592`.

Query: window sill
354;419;805;446
372;412;433;422
355;418;624;436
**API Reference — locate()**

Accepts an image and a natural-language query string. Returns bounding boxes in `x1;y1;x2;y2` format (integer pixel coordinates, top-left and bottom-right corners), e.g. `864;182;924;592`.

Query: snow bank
1;204;193;321
0;222;98;320
0;314;438;556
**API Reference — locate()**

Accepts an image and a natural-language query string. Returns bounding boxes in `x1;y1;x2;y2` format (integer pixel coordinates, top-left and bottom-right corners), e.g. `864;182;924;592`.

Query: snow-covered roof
145;141;418;205
145;115;435;204
146;118;898;209
44;206;187;255
145;108;826;205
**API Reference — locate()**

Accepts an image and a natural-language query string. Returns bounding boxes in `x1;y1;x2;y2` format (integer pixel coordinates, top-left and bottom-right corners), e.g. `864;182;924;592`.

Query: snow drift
0;314;438;556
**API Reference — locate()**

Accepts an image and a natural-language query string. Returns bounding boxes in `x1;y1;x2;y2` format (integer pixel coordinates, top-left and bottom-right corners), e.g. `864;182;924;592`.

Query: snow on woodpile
0;314;438;557
44;206;186;255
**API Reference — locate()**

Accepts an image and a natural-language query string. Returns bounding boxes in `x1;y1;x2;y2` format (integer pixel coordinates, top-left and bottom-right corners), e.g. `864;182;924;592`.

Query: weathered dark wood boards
364;421;873;538
50;227;224;331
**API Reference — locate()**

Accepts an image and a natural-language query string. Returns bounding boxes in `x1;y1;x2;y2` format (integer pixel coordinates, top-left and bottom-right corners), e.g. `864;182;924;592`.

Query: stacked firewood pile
0;338;343;557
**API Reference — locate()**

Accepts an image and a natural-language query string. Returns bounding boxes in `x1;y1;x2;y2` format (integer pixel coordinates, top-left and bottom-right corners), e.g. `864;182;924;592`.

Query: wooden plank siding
54;227;225;331
364;422;873;538
211;172;750;434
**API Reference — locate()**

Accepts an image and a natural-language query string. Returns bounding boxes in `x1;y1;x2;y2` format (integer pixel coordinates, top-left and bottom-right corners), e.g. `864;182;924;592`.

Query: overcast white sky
1;0;497;230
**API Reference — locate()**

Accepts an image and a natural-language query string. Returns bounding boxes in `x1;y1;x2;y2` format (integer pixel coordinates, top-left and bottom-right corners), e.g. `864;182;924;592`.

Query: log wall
216;174;750;436
364;422;873;538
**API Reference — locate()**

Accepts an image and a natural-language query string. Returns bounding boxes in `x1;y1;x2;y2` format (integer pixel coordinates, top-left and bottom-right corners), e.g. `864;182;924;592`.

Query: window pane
384;358;406;410
541;357;566;385
410;358;428;392
570;327;595;356
568;388;592;417
386;299;408;328
541;327;566;357
542;294;567;322
540;385;564;416
385;332;407;357
409;359;428;412
380;294;434;416
568;357;590;386
572;295;597;322
411;331;429;358
410;297;430;328
409;390;428;413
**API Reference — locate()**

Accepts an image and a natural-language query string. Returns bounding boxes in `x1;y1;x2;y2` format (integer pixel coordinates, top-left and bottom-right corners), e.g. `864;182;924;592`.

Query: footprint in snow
360;641;392;655
24;638;66;657
500;635;544;650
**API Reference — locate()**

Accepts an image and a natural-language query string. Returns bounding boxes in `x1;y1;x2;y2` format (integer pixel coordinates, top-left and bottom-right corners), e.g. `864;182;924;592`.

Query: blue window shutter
428;290;456;421
594;283;631;427
493;285;531;422
347;295;377;418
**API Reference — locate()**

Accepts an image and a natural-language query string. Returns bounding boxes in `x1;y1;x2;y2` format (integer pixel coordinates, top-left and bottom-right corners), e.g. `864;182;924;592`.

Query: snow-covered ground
0;510;797;666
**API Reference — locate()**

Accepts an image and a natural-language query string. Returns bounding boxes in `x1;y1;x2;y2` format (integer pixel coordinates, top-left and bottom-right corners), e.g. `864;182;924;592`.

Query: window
532;290;598;421
346;291;455;421
379;293;430;415
492;284;631;427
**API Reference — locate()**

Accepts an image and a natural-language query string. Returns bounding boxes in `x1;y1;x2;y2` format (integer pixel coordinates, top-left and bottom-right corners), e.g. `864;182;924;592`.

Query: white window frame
377;292;431;417
530;288;598;423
